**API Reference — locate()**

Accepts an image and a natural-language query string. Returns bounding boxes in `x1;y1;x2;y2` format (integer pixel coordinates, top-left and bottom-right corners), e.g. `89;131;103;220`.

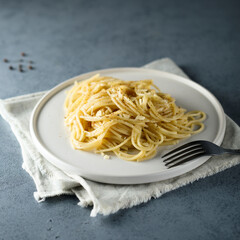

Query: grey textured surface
0;0;239;239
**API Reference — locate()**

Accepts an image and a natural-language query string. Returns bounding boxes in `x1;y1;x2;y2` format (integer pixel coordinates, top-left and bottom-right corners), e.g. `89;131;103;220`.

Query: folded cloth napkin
0;58;240;217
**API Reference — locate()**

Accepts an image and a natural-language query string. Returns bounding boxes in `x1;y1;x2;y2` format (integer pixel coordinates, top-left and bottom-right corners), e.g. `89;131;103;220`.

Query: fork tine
166;152;205;168
162;140;202;158
165;148;205;166
163;145;203;162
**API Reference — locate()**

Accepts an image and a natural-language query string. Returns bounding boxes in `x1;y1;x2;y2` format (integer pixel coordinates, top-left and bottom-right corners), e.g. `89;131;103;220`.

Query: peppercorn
18;64;23;72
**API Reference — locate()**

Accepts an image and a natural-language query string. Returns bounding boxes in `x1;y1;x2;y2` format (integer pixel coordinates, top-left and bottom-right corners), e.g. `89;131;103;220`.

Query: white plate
30;68;226;184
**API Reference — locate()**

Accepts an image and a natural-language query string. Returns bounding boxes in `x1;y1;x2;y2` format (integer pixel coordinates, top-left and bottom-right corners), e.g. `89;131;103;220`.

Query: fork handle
224;149;240;154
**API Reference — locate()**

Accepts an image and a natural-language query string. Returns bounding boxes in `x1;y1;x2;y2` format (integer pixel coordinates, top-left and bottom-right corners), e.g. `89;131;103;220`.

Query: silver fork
162;140;240;168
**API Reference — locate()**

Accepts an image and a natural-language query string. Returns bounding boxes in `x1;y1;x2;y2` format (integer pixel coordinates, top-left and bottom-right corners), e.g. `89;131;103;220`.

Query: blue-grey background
0;0;239;239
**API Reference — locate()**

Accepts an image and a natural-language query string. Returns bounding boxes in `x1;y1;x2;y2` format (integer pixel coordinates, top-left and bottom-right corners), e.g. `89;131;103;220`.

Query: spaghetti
64;74;206;161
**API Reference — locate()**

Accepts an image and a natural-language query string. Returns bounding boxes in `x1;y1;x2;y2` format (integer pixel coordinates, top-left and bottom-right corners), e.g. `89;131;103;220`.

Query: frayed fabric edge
33;191;75;203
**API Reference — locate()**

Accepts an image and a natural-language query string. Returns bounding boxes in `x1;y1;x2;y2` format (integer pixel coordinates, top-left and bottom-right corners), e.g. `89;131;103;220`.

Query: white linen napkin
0;58;240;217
